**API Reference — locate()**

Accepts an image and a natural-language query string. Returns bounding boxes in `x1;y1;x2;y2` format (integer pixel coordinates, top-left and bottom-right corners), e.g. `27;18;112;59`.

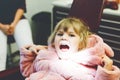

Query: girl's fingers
101;55;113;70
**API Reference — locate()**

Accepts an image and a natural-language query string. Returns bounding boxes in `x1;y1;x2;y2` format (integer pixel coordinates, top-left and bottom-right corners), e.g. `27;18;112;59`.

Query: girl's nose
61;34;68;40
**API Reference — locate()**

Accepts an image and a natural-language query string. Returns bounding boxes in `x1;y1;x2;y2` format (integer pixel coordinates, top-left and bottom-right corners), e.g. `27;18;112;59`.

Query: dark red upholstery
0;66;25;80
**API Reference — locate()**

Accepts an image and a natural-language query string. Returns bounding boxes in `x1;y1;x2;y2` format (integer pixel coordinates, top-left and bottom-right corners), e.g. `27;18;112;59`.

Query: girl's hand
28;45;48;55
101;55;113;71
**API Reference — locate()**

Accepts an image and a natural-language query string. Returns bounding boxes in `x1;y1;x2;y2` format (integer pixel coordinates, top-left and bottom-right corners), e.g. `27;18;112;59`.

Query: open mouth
59;44;69;51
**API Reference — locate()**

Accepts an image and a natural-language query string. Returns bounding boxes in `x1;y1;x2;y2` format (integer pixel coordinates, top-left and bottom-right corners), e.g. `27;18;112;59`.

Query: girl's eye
56;33;63;36
69;34;75;37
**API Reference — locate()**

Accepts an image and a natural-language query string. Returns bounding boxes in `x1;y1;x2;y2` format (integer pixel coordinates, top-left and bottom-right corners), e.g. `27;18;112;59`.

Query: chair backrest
68;0;106;32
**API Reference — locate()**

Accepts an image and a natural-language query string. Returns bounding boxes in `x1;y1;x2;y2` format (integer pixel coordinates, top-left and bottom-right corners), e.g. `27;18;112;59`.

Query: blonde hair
48;17;93;50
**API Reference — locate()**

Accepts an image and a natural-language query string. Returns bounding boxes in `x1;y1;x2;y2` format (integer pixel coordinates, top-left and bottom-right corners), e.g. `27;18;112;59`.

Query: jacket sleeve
20;47;37;77
95;65;120;80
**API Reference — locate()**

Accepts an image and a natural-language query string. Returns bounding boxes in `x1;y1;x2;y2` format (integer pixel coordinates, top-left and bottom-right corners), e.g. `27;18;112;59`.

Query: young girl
20;17;120;80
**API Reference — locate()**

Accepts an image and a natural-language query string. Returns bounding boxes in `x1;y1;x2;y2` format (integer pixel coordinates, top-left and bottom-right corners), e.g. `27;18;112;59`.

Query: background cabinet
98;14;120;67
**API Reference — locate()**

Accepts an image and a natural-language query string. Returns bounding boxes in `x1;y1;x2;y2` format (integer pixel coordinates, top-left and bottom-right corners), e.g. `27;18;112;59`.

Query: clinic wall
25;0;55;21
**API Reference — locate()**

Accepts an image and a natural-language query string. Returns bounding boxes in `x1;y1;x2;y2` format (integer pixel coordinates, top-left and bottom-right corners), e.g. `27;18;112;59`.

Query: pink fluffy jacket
20;34;120;80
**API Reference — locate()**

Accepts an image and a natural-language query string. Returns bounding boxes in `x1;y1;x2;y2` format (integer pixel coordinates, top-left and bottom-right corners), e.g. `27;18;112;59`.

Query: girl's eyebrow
57;29;64;32
68;30;76;33
56;31;63;34
58;29;75;33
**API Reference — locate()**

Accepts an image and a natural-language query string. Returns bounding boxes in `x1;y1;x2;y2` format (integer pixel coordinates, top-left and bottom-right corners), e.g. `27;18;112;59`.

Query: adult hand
105;0;119;10
0;23;12;35
8;25;15;35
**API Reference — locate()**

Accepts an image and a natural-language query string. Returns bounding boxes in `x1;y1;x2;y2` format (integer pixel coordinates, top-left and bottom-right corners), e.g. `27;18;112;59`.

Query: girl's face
54;27;80;58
